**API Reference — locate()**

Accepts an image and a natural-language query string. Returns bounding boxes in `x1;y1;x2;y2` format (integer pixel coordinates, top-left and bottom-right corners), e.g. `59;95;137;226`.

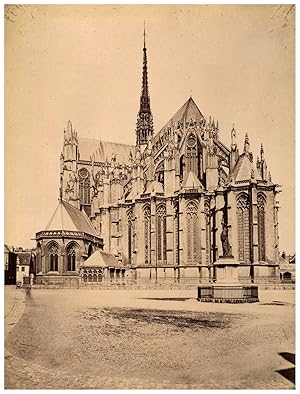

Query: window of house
22;267;25;272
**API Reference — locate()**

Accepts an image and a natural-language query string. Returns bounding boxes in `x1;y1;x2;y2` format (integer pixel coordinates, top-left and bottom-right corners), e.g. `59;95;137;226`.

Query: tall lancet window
174;202;179;265
186;201;200;263
144;206;151;264
127;210;134;265
257;194;266;261
186;133;198;175
67;243;77;271
48;243;59;272
204;198;211;264
237;194;251;262
78;168;90;204
156;205;166;263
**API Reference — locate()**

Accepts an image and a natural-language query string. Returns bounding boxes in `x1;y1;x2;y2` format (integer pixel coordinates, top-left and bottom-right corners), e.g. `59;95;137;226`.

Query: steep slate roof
81;250;123;268
231;154;262;182
78;138;134;164
158;97;204;134
45;200;97;236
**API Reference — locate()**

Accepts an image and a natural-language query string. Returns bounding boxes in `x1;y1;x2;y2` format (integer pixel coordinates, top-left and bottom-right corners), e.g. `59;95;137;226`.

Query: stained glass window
78;168;90;204
157;205;166;263
67;245;76;271
204;198;211;264
127;211;134;264
174;203;179;265
257;194;266;261
237;194;250;262
186;202;200;263
48;244;58;271
144;206;151;264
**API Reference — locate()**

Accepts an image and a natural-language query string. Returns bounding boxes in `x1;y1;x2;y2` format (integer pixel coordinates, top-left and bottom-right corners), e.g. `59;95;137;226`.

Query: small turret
257;143;268;180
243;133;253;162
244;133;250;153
231;124;237;148
229;124;239;172
260;143;265;161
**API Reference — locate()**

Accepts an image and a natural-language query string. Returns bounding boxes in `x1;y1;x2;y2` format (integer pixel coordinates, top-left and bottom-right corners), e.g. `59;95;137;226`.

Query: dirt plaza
5;286;295;389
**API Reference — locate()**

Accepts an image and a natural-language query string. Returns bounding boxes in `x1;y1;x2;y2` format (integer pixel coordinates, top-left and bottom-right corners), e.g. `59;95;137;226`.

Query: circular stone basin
197;284;259;303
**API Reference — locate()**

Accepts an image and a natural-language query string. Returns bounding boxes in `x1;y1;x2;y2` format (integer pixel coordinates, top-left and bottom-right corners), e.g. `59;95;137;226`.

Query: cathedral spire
140;24;150;114
136;24;154;145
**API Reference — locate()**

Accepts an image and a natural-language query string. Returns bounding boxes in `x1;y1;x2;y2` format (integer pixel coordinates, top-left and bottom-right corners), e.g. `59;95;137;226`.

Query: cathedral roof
45;200;97;236
158;97;204;134
78;138;134;164
231;153;262;182
81;250;123;268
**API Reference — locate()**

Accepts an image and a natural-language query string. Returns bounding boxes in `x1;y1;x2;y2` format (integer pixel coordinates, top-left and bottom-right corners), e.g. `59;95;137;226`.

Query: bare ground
5;288;295;389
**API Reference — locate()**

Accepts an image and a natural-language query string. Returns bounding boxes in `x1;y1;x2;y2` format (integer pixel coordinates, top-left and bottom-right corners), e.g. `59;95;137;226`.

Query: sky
4;4;295;253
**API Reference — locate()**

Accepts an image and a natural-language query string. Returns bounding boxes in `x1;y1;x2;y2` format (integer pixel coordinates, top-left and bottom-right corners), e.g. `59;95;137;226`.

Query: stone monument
197;217;259;303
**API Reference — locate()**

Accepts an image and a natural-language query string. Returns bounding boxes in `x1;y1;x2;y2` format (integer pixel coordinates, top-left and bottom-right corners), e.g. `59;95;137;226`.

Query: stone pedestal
214;256;239;284
197;256;259;303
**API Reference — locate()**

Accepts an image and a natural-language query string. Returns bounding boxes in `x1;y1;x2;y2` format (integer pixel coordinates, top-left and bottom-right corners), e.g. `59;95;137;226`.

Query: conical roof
160;97;204;132
231;154;262;182
45;200;97;236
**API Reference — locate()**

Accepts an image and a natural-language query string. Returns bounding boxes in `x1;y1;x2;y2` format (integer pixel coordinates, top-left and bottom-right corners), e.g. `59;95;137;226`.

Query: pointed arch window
257;194;266;261
237;194;251;262
78;168;90;204
67;244;77;271
174;202;179;265
204;198;211;264
144;206;151;264
48;244;59;271
186;133;198;175
186;202;200;263
156;205;166;263
127;210;134;264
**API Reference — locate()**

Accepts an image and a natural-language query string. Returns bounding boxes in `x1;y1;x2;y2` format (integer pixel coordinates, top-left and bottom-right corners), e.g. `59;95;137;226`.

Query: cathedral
35;33;281;287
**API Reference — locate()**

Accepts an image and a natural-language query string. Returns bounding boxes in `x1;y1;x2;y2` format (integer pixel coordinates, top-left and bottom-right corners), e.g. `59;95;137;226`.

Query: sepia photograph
4;4;295;389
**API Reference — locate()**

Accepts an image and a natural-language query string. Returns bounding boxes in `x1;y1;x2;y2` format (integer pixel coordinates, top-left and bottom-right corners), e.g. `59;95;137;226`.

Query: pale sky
5;4;295;253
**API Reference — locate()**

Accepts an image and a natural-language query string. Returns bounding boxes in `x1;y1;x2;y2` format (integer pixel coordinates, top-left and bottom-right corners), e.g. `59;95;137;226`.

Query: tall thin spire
136;23;154;145
140;24;150;114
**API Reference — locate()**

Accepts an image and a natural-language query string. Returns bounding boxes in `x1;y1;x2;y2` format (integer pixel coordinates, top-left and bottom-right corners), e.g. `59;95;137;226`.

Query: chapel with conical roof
37;30;281;286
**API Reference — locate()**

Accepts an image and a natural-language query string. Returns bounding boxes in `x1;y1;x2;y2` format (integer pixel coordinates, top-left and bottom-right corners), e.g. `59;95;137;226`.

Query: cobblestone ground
5;287;295;389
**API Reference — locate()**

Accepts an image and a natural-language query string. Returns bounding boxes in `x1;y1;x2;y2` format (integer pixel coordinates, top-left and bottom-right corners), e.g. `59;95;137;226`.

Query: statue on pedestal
220;223;231;257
